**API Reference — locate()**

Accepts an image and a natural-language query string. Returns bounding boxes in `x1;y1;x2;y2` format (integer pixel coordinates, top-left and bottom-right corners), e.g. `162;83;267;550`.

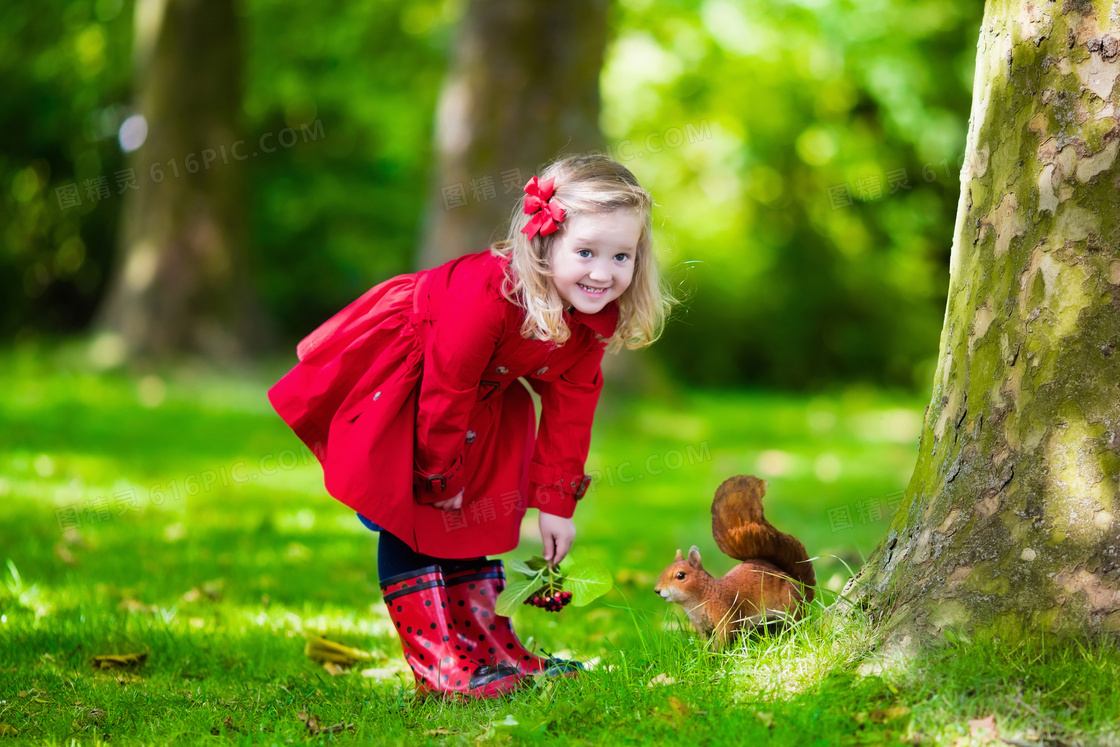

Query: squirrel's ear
674;548;683;562
687;545;703;569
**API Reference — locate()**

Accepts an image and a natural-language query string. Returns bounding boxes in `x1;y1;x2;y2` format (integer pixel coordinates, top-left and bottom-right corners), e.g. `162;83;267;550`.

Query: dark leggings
376;529;485;582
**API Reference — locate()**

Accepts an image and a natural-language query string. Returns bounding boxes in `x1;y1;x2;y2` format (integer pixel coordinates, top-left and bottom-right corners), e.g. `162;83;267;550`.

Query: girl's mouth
578;283;608;296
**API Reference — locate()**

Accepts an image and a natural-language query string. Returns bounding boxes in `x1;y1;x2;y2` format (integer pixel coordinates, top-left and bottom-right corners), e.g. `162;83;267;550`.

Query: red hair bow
520;176;565;239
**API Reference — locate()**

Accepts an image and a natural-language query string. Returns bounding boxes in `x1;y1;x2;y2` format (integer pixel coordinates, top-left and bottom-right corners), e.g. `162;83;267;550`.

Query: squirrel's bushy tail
711;475;816;603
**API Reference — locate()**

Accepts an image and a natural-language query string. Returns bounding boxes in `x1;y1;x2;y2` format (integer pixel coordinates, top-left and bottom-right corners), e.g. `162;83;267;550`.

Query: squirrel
653;474;816;644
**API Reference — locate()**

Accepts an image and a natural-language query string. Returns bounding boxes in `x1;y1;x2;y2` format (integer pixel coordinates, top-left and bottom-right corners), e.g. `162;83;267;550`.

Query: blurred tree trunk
849;3;1120;644
416;0;610;269
93;0;270;362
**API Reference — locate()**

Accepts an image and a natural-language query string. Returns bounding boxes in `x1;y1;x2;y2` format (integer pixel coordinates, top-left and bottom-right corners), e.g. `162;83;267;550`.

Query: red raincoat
267;249;618;558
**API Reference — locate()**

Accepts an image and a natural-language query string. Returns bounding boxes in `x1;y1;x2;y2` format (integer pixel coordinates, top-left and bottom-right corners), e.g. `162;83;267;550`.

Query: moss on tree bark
850;0;1120;642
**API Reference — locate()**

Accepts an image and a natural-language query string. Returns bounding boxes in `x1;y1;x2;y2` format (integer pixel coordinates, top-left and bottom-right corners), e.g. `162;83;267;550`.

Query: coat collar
564;300;620;339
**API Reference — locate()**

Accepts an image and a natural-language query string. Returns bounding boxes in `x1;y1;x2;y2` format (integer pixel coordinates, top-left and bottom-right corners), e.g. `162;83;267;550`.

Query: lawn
1;341;1117;745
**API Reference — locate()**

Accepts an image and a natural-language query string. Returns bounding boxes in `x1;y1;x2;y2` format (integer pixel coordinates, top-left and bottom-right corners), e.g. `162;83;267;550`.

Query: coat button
465;430;477;443
495;366;508;375
536;366;548;375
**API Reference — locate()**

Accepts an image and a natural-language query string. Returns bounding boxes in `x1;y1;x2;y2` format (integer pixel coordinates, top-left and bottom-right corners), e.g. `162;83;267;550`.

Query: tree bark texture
850;0;1120;641
416;0;609;269
94;0;269;361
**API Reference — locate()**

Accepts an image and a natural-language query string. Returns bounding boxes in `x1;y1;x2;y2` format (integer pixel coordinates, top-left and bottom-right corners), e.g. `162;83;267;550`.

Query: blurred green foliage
1;0;982;389
607;0;982;387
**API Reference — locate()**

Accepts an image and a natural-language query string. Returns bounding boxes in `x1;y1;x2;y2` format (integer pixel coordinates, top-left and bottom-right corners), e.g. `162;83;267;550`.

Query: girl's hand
432;489;464;511
539;512;575;566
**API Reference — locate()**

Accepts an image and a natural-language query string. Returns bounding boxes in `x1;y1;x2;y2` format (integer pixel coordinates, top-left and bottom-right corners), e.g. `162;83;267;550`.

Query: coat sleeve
413;276;506;503
525;334;606;518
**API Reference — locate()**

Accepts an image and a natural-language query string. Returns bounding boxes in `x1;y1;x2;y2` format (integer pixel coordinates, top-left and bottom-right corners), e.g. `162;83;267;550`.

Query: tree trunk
93;0;270;362
850;1;1120;643
416;0;610;269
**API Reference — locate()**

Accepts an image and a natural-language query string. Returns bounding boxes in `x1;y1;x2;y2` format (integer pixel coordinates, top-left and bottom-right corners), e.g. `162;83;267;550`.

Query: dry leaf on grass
305;636;383;667
756;712;775;729
667;697;691;716
969;714;998;740
91;653;148;669
182;579;224;603
118;599;157;614
855;706;911;724
210;716;240;735
53;543;76;566
647;673;675;687
0;724;18;737
657;695;704;725
297;711;354;736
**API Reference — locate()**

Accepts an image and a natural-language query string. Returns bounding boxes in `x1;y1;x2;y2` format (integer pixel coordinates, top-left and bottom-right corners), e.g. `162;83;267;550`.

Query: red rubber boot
381;565;524;698
442;560;583;677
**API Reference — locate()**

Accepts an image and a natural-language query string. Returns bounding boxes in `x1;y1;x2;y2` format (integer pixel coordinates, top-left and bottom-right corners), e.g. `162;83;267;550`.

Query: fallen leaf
667;697;691;717
0;724;17;737
657;695;698;726
53;543;76;566
201;579;224;600
118;599;157;614
91;653;148;669
647;673;675;687
305;637;383;666
859;706;911;724
114;674;142;685
969;714;998;740
756;712;775;729
423;728;457;736
297;711;354;736
322;661;348;676
62;527;88;548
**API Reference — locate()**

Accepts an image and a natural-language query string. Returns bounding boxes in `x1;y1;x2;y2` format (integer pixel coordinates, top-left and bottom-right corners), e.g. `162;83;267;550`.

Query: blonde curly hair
490;154;675;353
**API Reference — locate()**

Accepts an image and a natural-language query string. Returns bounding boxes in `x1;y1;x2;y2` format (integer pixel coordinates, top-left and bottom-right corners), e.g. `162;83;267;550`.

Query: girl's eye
614;253;630;262
577;249;592;258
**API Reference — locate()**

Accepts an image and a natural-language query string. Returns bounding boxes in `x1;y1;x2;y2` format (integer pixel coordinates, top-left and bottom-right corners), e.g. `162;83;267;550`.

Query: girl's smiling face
548;209;641;315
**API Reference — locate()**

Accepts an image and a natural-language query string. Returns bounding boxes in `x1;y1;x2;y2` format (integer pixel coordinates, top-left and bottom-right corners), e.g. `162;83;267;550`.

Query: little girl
268;154;672;699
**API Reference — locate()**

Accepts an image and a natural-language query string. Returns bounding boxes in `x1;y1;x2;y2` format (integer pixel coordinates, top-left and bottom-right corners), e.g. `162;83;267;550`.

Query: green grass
2;340;1118;745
